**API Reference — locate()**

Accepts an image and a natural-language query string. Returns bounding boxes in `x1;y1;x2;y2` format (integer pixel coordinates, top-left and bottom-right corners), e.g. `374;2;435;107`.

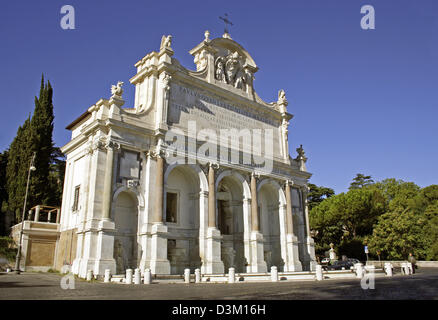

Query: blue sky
1;0;437;194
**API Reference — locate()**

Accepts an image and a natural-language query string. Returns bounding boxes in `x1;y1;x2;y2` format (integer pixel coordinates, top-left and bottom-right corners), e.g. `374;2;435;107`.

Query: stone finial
111;81;124;98
204;30;210;42
277;89;288;106
295;144;308;171
160;35;172;50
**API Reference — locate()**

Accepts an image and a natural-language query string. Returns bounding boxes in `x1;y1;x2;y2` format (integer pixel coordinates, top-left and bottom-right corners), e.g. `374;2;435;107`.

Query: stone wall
54;228;77;271
25;235;57;268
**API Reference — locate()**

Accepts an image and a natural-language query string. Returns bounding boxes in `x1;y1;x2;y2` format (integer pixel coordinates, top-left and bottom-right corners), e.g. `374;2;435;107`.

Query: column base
249;231;267;273
150;223;171;275
285;234;303;272
306;236;317;271
92;219;117;277
202;227;224;274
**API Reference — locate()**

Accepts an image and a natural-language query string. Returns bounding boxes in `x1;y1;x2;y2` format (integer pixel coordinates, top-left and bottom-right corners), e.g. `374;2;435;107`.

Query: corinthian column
153;153;165;223
149;150;170;274
203;162;224;274
285;180;302;272
285;181;293;234
102;140;119;220
302;185;317;271
208;163;216;228
248;172;266;273
250;173;259;232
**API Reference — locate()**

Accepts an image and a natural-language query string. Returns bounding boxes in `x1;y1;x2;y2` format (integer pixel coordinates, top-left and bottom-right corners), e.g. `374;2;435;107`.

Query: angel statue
111;81;124;98
160;35;172;50
277;89;287;105
215;57;227;83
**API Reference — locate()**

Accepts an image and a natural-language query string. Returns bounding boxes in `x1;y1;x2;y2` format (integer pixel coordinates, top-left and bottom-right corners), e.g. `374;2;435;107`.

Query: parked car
347;258;360;264
324;260;355;271
321;258;330;265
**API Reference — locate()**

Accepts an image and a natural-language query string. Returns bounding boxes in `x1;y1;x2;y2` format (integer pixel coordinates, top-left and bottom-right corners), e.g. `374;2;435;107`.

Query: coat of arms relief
214;51;253;91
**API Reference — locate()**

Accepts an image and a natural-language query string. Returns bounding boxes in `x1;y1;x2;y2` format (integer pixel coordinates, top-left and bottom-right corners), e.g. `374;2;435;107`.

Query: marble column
249;173;266;273
149;151;170;274
102;141;119;220
203;163;224;274
94;139;118;277
153;154;164;223
285;181;302;271
208;164;216;228
250;174;259;232
302;186;317;271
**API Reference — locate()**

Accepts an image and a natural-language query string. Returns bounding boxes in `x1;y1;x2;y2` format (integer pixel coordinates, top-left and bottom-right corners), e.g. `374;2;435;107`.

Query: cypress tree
0;150;8;207
29;75;55;206
6;117;33;221
5;74;61;221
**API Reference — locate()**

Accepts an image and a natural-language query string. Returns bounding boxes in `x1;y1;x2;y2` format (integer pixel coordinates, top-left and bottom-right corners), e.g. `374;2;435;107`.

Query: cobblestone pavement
0;268;437;300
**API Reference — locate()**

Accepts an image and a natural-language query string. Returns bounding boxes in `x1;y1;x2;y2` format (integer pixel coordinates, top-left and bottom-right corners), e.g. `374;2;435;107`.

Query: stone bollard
134;268;141;284
355;263;364;278
184;268;191;283
228;267;235;284
144;268;152;284
401;263;409;275
86;270;93;281
315;264;323;281
125;269;133;284
104;269;111;283
384;263;393;277
271;266;278;282
407;263;413;275
195;268;201;283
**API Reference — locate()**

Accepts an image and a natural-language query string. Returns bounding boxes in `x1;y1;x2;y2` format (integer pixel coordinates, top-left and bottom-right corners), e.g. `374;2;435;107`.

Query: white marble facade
60;31;316;278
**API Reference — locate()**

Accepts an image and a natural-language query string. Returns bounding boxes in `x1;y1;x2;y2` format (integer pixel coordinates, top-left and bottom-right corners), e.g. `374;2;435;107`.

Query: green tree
367;183;438;260
310;186;386;258
307;183;335;211
5;75;63;220
349;173;374;190
6;117;33;220
0;150;8;207
29;75;55;206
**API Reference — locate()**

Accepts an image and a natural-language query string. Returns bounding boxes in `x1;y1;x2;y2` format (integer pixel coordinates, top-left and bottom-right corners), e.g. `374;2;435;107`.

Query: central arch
216;171;250;273
164;164;206;274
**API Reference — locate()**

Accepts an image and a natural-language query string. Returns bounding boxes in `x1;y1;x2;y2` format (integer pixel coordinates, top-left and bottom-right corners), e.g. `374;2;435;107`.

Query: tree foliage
349;173;374;190
4;75;64;222
367;184;438;260
310;175;438;261
307;183;335;211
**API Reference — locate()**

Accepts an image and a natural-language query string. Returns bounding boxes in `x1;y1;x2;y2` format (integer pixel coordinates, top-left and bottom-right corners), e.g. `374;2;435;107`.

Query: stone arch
112;186;145;210
215;170;250;273
112;190;139;274
215;170;251;200
164;163;208;193
164;164;204;274
258;179;287;271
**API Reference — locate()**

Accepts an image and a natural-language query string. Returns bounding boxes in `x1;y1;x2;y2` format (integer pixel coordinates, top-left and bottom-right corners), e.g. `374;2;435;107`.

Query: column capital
105;140;121;151
208;161;220;170
147;148;167;159
284;180;294;188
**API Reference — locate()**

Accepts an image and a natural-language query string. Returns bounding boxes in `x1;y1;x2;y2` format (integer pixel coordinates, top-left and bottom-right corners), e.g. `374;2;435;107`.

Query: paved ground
0;268;437;300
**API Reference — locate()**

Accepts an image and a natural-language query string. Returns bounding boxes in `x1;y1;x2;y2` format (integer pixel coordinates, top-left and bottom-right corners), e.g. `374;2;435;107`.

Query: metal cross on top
219;13;233;34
